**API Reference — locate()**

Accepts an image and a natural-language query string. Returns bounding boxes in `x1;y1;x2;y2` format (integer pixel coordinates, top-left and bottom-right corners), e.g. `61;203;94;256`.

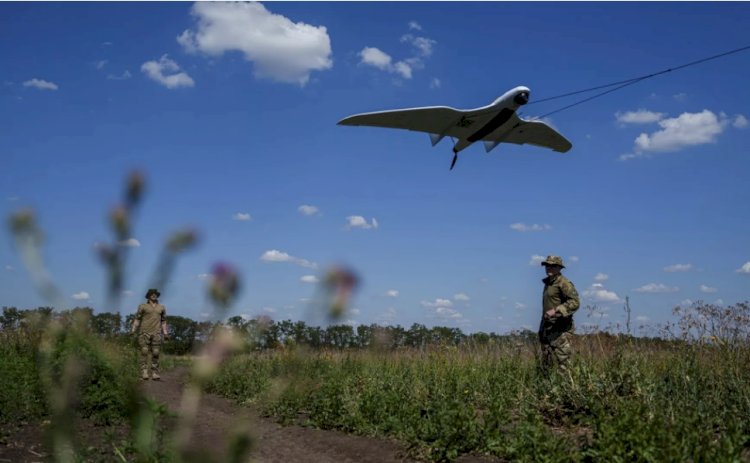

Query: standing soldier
131;288;168;380
539;256;580;372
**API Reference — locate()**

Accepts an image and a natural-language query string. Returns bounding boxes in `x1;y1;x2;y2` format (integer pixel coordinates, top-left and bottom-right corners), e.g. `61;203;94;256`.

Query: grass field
1;309;749;462
206;337;750;462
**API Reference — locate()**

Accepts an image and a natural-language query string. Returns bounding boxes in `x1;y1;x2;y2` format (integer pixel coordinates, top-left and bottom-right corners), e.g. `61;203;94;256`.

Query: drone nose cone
514;92;530;105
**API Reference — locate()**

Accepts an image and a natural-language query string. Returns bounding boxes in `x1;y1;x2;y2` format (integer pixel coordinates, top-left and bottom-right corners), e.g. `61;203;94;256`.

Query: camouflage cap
541;255;565;268
145;288;161;299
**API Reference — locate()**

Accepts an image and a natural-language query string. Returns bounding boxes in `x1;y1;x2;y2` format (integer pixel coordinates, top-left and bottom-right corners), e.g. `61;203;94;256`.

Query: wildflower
167;229;198;254
125;170;145;209
208;262;241;310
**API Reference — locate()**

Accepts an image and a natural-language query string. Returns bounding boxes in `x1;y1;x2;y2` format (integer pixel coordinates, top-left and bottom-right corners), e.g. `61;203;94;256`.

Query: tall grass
207;338;750;462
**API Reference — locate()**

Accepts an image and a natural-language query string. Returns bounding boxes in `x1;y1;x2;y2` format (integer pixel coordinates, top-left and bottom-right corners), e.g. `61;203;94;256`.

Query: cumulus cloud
583;283;621;303
141;54;194;89
734;115;748;129
358;24;436;81
107;70;132;80
300;275;319;284
298;204;319;216
634;110;726;153
260;249;317;269
421;298;453;309
664;263;692;272
408;20;422;31
594;273;609;282
453;293;470;301
736;262;750;274
119;238;141;247
386;289;399;298
529;255;545;266
429;77;441;89
95;60;108;70
510;223;551;232
699;284;717;293
635;283;679;293
615;109;665;124
178;2;332;86
232;212;252;221
72;291;90;301
23;78;58;91
345;215;378;230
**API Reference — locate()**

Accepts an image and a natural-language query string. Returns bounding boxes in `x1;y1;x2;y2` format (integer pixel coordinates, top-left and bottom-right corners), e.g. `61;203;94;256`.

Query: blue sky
2;2;749;334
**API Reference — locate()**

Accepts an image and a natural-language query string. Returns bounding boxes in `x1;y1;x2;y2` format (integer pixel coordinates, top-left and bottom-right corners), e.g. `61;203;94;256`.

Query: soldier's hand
544;308;557;320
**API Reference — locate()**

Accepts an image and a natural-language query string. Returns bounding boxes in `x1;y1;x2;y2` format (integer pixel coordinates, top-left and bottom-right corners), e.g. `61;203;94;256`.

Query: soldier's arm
556;281;580;317
131;306;142;333
161;307;168;337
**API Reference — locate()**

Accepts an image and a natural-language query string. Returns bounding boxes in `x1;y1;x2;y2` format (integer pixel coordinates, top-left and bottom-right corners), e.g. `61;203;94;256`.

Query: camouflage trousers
138;333;163;373
538;319;574;372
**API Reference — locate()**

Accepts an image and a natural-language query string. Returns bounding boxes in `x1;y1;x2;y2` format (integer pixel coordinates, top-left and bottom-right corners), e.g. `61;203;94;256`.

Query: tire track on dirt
142;367;415;462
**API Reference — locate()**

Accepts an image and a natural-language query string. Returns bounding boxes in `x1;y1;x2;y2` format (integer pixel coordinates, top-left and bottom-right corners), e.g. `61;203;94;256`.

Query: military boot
151;372;161;381
142;369;150;380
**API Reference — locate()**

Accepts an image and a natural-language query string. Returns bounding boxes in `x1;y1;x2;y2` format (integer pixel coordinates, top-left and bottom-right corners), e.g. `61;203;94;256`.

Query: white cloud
432;306;463;320
635;283;679;293
358;26;436;81
453;293;470;301
515;302;527;310
232;212;252;221
298;204;319;216
300;275;319;284
262;306;277;314
429;77;441;89
23;78;58;91
378;307;397;322
615;109;664;124
260;249;317;269
359;47;392;70
141;54;194;89
736;262;750;274
679;298;694;307
633;110;726;153
107;70;132;80
569;256;579;263
664;263;692;272
72;291;90;301
178;2;332;86
583;283;621;303
119;238;141;247
386;289;399;298
636;315;650;322
95;60;108;70
421;298;453;309
510;222;551;232
734;114;748;129
401;34;436;57
699;284;717;293
529;255;545;266
408;21;422;31
350;308;361;315
122;290;133;297
197;273;210;281
345;215;378;230
594;273;609;282
673;93;687;102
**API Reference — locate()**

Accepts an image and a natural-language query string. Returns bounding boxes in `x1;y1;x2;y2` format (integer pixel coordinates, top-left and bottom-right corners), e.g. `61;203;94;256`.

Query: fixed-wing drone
338;86;572;170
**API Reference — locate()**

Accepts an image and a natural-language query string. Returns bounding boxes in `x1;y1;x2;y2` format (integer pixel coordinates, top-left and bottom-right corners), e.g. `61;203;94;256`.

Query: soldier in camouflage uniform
131;288;169;380
539;256;580;371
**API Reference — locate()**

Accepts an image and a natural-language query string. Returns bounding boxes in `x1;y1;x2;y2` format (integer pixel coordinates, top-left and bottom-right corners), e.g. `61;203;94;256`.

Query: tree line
1;306;542;355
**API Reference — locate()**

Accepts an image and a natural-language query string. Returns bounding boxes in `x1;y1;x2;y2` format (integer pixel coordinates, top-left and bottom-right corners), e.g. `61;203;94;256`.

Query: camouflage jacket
136;303;166;335
542;274;580;318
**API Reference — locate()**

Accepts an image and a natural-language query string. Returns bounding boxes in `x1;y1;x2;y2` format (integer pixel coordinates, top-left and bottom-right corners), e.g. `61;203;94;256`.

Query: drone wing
338;106;480;140
484;115;572;153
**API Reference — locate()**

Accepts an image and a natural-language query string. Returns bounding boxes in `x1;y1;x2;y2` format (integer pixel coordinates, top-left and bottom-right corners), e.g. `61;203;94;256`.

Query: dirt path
142;367;416;463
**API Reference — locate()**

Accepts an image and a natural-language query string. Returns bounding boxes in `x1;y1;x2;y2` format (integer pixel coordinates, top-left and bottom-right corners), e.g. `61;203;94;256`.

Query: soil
0;367;497;462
